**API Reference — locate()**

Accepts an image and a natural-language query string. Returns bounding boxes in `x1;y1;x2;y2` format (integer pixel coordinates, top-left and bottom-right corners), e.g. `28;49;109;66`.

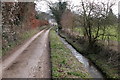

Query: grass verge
50;30;90;78
2;26;48;56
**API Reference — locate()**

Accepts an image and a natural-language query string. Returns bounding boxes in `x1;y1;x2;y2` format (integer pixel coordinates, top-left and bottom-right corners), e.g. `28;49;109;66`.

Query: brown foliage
2;2;49;53
31;19;49;28
61;9;75;29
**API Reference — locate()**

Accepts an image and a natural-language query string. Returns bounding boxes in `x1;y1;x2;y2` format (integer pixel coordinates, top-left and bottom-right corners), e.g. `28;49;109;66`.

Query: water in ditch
60;37;103;78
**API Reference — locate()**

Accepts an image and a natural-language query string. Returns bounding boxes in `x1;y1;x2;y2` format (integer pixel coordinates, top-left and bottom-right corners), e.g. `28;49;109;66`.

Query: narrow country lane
2;29;51;78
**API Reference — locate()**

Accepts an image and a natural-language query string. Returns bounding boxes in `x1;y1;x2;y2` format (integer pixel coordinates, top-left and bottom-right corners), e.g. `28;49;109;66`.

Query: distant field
73;25;119;42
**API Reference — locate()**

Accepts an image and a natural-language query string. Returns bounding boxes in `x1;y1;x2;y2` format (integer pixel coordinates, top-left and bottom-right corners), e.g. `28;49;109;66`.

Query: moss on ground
50;30;90;78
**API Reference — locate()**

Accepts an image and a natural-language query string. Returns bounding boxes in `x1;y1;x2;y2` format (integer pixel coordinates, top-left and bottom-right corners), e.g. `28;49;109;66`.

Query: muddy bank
59;36;103;78
59;32;108;79
59;31;120;78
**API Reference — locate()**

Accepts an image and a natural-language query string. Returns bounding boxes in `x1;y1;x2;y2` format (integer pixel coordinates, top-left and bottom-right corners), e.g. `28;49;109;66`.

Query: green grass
88;54;119;78
50;30;91;78
74;25;119;41
2;28;39;56
73;27;84;36
2;26;48;56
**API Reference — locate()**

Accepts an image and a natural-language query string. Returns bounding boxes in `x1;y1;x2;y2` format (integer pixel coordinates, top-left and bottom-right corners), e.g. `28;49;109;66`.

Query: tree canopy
49;1;67;31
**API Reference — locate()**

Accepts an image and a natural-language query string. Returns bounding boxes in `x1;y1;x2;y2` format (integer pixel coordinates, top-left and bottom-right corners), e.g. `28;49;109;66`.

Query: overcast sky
35;0;120;15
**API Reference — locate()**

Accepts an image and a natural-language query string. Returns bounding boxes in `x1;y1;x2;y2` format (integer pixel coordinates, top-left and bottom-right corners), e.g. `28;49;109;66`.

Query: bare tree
77;0;116;48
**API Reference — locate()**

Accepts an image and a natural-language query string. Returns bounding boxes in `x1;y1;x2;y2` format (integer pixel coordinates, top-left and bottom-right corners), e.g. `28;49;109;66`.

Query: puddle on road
60;37;103;78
